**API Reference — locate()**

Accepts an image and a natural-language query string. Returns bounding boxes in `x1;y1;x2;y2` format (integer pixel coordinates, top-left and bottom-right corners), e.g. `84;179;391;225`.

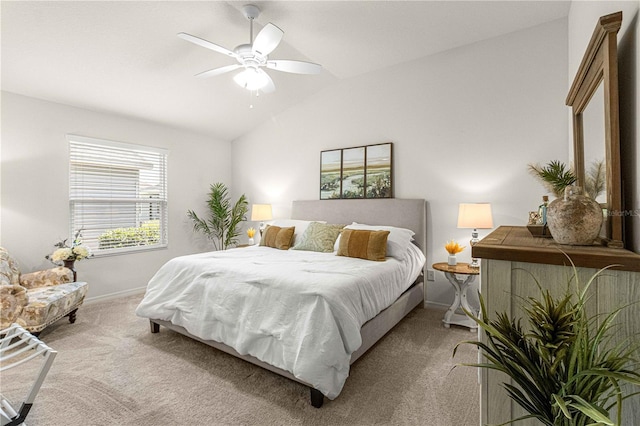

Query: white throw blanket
136;246;424;398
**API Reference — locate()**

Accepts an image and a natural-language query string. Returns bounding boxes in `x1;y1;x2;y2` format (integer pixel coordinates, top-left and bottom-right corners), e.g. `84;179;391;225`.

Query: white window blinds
68;135;168;255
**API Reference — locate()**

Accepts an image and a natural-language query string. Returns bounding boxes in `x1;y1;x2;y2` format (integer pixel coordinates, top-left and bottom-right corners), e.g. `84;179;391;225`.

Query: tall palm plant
455;265;640;425
187;182;249;250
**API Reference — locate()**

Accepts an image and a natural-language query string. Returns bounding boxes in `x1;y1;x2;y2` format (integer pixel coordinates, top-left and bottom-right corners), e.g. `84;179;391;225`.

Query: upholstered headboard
291;199;426;254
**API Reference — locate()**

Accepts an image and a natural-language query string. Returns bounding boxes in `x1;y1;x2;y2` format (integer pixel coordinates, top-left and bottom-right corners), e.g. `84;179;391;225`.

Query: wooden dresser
473;226;640;425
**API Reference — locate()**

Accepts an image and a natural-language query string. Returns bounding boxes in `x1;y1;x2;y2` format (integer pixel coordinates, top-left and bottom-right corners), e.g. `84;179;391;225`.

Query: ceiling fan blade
177;32;237;58
258;69;276;93
252;23;284;56
195;64;242;78
266;60;322;75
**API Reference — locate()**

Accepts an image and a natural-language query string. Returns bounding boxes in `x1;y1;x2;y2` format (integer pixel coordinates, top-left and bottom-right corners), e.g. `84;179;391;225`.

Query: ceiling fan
178;4;322;93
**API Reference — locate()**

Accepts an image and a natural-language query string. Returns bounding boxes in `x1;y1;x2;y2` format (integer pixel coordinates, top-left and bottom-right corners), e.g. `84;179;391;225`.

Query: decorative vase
546;186;603;245
63;259;77;282
448;254;457;266
248;238;255;245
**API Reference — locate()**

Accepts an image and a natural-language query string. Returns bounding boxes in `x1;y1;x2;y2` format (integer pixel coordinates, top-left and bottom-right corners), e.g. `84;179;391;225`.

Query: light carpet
0;294;480;425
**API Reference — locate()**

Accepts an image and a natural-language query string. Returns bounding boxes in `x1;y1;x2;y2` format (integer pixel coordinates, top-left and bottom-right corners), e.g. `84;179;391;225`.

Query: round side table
432;262;479;332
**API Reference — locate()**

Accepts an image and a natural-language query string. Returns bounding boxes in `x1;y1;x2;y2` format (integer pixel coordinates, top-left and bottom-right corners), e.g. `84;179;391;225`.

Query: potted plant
528;160;577;198
529;160;605;202
455;264;640;425
187;182;249;250
45;229;92;281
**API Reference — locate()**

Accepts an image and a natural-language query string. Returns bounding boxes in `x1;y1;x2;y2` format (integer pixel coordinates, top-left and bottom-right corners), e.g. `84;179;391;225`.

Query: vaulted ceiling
1;1;571;141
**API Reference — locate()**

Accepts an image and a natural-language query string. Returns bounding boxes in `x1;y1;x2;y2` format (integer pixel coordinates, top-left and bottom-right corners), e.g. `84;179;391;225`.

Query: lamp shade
234;68;269;91
457;203;493;229
251;204;273;221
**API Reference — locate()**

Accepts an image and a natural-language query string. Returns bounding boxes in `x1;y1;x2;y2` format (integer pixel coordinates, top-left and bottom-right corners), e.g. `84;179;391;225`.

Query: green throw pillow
291;222;345;253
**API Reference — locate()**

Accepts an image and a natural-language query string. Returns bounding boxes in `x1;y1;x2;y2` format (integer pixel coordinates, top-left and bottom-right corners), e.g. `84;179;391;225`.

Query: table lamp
251;204;273;236
457;203;493;268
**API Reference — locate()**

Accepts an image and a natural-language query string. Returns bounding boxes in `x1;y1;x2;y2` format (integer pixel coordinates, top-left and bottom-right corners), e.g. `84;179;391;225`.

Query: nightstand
432;262;479;331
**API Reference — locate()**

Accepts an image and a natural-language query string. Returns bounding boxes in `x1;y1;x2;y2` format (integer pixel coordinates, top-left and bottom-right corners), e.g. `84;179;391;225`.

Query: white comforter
135;245;425;399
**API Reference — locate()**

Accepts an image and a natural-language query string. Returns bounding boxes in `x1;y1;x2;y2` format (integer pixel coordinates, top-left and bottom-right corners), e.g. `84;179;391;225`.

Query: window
68;135;168;255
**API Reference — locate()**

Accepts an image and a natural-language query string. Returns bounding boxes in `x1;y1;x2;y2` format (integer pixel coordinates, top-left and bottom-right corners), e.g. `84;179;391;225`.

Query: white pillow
343;222;415;260
269;219;326;247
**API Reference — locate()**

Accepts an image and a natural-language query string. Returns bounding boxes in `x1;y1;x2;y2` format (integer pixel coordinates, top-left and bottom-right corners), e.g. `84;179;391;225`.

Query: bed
136;198;426;407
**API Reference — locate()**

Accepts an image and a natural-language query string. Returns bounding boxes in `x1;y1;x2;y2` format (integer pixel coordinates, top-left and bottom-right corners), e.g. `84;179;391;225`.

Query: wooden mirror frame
566;11;623;248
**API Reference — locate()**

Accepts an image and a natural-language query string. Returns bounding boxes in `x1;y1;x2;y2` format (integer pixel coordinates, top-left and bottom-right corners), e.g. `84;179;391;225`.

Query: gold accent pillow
337;229;390;261
259;225;295;250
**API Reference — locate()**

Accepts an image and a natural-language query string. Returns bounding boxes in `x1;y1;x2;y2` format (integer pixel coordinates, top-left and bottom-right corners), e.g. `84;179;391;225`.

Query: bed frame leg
310;388;324;408
150;320;160;334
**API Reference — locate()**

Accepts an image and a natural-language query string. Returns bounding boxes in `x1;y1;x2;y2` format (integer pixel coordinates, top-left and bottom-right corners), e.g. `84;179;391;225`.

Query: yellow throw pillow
259;225;295;250
337;229;390;261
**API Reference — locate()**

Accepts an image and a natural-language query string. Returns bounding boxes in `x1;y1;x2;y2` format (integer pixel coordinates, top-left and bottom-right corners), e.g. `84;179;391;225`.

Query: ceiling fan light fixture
233;68;268;91
179;4;321;95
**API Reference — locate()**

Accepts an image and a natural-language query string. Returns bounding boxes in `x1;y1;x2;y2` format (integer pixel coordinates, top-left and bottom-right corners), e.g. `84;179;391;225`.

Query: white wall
232;19;568;306
568;1;640;253
1;92;232;300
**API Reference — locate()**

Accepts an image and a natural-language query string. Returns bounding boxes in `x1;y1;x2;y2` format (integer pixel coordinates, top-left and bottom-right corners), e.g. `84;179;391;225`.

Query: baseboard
424;300;450;310
84;287;146;304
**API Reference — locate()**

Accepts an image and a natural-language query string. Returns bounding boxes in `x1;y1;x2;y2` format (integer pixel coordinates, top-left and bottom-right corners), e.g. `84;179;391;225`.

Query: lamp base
469;228;480;268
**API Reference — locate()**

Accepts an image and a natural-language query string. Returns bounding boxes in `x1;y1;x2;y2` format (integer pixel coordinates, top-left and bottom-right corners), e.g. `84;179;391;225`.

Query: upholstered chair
0;247;88;335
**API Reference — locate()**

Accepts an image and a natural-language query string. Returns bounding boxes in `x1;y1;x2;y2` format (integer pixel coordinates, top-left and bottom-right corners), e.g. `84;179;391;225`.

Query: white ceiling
1;1;571;141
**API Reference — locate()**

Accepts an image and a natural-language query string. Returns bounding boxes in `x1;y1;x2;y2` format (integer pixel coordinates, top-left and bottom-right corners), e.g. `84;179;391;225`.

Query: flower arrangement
46;230;92;264
444;240;465;255
246;227;256;239
246;227;256;245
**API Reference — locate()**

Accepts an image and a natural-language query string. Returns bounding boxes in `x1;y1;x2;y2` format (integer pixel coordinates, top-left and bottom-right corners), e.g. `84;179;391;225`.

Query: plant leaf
567;395;614;425
552;393;571;419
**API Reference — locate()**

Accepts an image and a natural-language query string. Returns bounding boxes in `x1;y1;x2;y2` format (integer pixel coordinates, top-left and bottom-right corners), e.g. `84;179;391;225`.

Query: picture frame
341;147;365;198
320;149;342;200
320;142;393;199
365;143;393;199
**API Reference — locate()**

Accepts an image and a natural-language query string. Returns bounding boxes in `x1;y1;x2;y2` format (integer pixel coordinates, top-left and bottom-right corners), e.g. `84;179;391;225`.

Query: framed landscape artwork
320;142;393;200
320;149;342;200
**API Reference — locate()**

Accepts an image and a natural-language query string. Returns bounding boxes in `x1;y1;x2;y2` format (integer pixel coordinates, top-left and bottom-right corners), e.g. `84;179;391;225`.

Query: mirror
582;84;606;203
566;11;623;248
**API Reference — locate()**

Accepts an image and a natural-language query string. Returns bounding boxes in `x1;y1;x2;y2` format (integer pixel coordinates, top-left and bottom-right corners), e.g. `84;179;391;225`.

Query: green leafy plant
455;265;640;426
187;182;248;251
528;160;577;198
